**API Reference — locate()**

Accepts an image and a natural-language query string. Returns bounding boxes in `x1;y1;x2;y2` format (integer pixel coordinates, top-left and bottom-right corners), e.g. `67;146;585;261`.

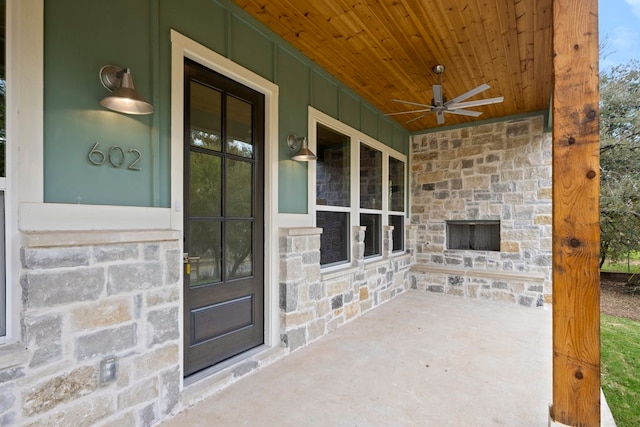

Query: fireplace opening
446;220;500;251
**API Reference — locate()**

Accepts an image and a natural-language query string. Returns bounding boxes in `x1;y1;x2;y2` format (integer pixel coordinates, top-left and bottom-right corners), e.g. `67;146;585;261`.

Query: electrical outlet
100;357;118;384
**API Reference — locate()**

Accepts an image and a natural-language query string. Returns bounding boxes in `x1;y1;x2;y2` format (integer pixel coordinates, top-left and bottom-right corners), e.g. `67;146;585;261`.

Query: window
0;0;6;337
446;220;500;251
360;144;382;257
316;124;351;266
312;109;406;267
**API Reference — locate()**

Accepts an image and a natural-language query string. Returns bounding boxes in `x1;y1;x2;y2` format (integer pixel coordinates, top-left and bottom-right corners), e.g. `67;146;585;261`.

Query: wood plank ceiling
233;0;553;132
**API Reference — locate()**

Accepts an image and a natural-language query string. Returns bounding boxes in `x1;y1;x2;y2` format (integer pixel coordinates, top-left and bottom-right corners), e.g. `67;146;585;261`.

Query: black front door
183;59;264;376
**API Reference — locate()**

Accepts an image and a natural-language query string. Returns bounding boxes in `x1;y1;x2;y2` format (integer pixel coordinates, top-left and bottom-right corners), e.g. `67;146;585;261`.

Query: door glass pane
316;124;350;207
189;221;222;286
226;221;253;279
360;144;382;209
360;213;381;257
226;159;252;217
190;152;221;217
190;81;222;151
317;211;349;265
389;157;405;212
226;96;253;158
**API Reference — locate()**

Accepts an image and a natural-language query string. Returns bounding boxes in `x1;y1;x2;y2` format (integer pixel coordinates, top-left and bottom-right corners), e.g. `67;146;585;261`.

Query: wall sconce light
99;65;154;115
287;134;317;161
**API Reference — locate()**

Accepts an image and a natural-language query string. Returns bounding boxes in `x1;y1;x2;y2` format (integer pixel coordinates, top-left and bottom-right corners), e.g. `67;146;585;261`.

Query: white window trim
308;107;407;269
169;30;280;376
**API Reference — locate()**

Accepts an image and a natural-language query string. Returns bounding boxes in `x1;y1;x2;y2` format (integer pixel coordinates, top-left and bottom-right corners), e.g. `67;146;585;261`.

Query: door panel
184;59;264;376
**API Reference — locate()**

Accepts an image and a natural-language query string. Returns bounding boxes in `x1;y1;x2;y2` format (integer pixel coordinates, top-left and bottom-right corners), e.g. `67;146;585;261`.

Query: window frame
308;107;406;270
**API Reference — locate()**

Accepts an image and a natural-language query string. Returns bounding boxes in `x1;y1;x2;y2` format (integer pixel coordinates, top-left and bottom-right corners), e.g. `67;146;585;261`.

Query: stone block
495;291;516;303
284;328;306;351
446;287;464;297
75;324;137;361
468;284;479;298
0;384;15;413
146;286;180;306
518;295;535;307
345;303;359;320
501;241;520;252
316;300;331;317
279;282;298;313
161;366;180;416
70;298;132;330
138;403;158;426
304;264;321;283
327;279;349;297
94;244;138;263
147;307;180;346
92;411;135;427
118;377;158;411
23;366;97;416
280;257;303;282
133;344;179;379
144;243;161;261
23;268;105;308
331;295;343;310
448;276;464;287
22;247;91;270
107;263;163;295
307;319;326;342
165;249;181;285
302;251;320;265
308;282;323;300
0;367;25;384
28;395;114;427
23;314;62;368
283;311;314;327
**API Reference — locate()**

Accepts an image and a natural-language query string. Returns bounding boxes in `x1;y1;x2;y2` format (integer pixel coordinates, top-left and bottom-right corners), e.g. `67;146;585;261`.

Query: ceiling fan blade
447;96;504;109
445;108;483;117
405;113;431;124
436;110;445;125
444;83;491;106
433;85;443;106
391;99;434;108
384;108;433;117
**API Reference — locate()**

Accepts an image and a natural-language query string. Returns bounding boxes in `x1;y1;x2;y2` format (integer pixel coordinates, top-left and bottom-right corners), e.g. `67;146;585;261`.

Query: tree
599;60;640;267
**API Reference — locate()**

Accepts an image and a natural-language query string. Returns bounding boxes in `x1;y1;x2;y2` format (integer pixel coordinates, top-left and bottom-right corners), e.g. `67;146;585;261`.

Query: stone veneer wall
0;231;181;426
279;225;416;352
409;115;552;306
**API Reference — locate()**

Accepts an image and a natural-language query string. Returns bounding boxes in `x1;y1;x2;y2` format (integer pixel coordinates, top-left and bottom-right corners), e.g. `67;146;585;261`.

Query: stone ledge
0;343;29;371
411;264;546;282
321;264;359;281
280;227;323;237
23;229;181;248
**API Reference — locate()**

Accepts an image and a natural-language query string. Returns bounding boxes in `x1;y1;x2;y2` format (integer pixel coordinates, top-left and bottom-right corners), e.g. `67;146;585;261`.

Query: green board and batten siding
43;0;409;213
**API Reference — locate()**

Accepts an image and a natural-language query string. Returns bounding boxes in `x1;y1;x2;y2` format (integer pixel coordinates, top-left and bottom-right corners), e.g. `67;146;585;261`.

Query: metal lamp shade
100;68;154;115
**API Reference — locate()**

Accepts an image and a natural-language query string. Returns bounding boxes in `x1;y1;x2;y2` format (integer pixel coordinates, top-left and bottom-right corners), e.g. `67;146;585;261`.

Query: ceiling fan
386;65;504;125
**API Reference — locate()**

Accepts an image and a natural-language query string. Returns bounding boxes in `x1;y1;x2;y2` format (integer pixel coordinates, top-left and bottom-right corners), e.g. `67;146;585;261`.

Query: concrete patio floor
162;291;610;426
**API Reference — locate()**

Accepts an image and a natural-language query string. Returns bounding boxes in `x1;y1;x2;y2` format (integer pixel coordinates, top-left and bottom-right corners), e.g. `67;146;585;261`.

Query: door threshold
182;345;285;407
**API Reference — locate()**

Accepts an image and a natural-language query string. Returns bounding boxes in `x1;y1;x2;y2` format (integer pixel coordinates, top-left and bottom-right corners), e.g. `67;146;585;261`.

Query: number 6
88;142;105;165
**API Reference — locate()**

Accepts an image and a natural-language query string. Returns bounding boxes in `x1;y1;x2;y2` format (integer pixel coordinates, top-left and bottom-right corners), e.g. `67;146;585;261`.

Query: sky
599;0;640;70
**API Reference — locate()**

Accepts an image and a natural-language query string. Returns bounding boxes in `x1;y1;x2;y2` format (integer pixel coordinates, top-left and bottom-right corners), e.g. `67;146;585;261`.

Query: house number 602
88;142;142;171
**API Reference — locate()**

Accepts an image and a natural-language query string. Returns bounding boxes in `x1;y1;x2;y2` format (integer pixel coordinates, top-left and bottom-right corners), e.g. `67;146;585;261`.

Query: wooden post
551;0;600;426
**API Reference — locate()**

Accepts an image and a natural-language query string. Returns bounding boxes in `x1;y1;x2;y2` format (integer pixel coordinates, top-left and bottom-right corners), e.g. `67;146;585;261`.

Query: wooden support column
551;0;600;426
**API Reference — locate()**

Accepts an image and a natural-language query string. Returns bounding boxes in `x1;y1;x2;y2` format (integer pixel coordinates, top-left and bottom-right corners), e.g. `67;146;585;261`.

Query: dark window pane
316;124;350;207
189;221;222;286
190;81;222;151
389;157;405;212
226;96;253;158
317;211;349;265
390;215;404;252
226;220;253;279
226;159;252;217
189;152;221;217
361;214;381;257
360;145;382;209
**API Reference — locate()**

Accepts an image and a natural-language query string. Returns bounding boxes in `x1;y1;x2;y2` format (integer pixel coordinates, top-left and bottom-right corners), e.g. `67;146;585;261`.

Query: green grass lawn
601;251;640;273
601;315;640;427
